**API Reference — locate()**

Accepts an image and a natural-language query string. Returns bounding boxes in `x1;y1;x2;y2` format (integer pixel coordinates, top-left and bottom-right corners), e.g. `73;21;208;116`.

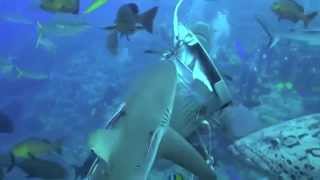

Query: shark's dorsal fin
158;128;216;180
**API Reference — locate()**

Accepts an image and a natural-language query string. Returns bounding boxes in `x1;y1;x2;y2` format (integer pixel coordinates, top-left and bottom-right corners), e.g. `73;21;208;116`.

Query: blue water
1;0;320;179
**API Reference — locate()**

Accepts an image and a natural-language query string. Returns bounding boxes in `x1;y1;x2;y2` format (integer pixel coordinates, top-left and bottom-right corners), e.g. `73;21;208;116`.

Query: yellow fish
11;138;63;158
84;0;108;14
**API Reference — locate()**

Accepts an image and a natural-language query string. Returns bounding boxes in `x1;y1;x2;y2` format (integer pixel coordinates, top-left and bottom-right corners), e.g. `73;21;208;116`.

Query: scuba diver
76;0;232;179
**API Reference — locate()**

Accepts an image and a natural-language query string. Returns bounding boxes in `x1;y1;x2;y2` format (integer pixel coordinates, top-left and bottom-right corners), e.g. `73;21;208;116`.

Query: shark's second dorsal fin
158;128;216;180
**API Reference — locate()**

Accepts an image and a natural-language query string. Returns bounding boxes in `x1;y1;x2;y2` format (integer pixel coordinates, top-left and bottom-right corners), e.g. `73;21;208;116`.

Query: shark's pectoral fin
158;128;216;180
88;128;121;163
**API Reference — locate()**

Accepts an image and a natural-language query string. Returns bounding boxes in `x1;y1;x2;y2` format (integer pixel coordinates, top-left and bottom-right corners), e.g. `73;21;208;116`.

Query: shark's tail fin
304;11;318;28
138;6;158;33
255;16;279;48
35;21;44;48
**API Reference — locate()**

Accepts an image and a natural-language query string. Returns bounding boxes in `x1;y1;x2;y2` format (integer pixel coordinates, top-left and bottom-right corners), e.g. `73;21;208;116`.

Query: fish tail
73;165;81;179
138;6;158;33
36;21;44;48
304;11;318;28
255;16;279;48
7;153;16;173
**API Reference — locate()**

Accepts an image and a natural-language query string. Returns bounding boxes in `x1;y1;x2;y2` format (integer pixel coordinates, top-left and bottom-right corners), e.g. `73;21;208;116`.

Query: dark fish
0;112;14;134
40;0;80;14
105;3;158;54
271;0;318;27
8;154;68;179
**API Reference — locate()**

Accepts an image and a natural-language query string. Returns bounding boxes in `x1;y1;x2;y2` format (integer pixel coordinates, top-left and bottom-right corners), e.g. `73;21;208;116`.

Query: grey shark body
88;61;216;180
256;17;320;48
230;114;320;179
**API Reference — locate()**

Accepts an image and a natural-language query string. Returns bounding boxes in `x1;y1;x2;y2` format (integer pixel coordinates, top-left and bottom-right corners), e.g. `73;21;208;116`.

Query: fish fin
72;165;82;179
72;0;80;14
158;128;216;180
127;3;139;14
126;35;130;41
7;153;15;173
135;24;144;31
54;138;64;155
144;49;163;55
304;12;318;28
107;30;118;55
74;150;100;179
278;16;282;21
138;6;158;33
255;16;279;48
15;67;24;79
27;153;36;159
103;25;116;31
35;21;44;48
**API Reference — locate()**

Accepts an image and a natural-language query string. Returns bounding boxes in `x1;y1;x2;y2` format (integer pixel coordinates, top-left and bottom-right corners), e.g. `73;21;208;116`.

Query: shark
88;61;217;180
256;16;320;48
229;113;320;179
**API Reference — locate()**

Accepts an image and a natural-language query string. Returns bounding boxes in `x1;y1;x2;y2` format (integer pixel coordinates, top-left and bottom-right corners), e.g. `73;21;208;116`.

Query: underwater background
1;0;320;179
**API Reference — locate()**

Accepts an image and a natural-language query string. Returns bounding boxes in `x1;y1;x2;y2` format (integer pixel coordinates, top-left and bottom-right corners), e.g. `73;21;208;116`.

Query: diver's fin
158;128;217;180
107;30;118;55
138;6;158;33
255;16;279;48
304;12;318;28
